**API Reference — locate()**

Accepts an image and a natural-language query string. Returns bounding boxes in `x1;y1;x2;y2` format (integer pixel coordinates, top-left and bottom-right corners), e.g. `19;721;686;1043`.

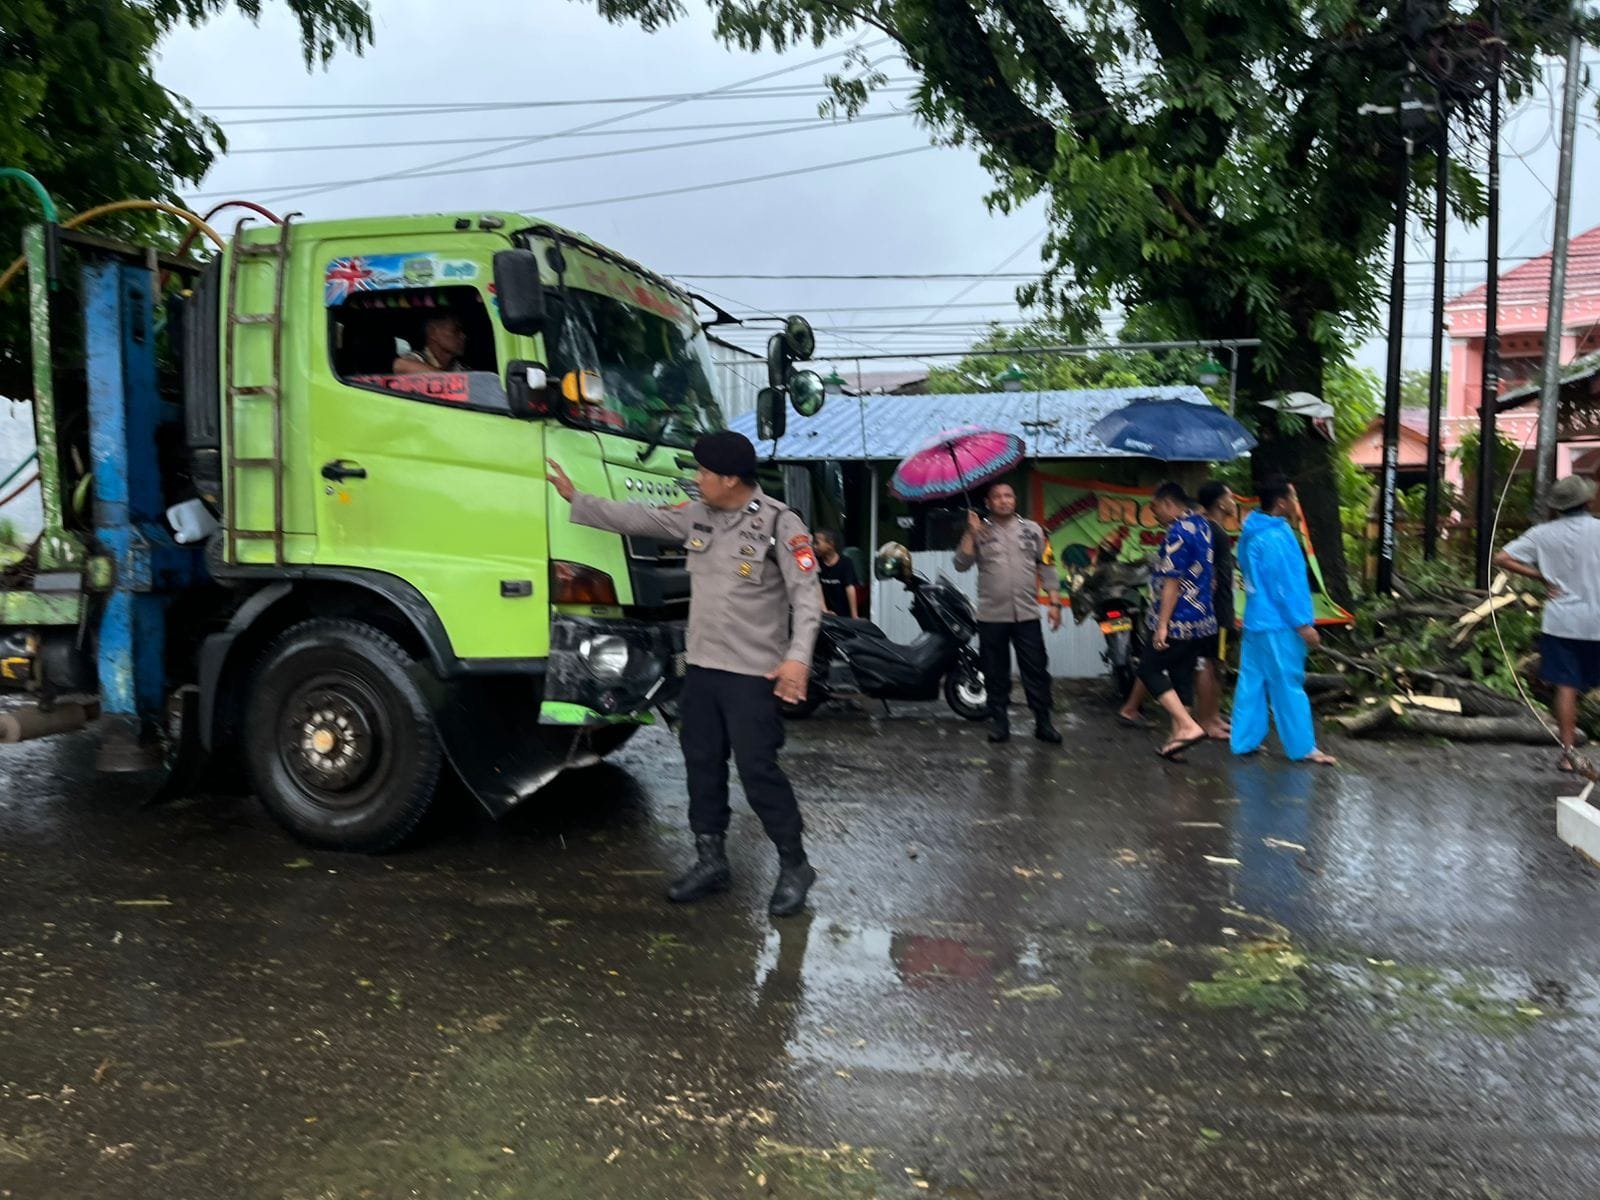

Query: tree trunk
1234;339;1354;609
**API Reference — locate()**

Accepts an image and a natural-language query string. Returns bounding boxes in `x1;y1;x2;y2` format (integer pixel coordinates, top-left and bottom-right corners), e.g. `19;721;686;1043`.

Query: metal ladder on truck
222;216;293;566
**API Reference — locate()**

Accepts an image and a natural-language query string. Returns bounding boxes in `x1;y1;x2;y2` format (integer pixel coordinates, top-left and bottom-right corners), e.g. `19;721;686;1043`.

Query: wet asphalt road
1;687;1598;1199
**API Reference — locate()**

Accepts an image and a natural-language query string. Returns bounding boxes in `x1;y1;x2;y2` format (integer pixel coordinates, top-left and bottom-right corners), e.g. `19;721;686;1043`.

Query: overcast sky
155;3;1600;383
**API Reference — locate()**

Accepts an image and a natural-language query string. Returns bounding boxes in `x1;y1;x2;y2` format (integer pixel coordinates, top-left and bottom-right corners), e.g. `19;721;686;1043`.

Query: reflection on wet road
1;691;1597;1197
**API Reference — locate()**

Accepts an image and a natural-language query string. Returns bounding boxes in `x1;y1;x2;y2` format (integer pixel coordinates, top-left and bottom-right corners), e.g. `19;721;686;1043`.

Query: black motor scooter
783;542;988;720
1066;558;1150;700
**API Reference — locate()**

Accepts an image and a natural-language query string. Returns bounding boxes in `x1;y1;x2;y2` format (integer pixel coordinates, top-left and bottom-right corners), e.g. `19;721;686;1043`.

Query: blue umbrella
1090;397;1257;461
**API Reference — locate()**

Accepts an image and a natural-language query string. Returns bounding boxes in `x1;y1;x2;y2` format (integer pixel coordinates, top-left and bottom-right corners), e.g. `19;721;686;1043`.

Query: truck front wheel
245;619;441;852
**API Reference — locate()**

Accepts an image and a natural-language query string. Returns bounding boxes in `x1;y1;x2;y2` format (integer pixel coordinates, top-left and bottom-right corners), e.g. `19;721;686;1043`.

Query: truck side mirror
788;370;825;417
506;360;553;418
493;249;546;336
763;315;824;419
756;387;787;442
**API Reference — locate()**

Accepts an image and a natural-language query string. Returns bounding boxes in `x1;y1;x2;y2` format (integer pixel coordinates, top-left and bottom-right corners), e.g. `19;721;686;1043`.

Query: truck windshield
545;286;724;448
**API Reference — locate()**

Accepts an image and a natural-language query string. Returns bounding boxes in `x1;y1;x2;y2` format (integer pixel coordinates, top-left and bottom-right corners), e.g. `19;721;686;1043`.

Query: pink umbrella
888;425;1026;504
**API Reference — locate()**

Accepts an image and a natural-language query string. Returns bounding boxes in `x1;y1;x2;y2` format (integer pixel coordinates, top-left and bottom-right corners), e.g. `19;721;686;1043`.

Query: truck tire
244;618;441;852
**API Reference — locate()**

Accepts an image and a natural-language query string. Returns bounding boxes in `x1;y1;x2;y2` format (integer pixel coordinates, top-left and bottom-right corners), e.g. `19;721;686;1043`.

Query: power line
673;271;1045;281
914;229;1045;325
263;37;889;205
728;299;1030;314
195;112;906;200
223;115;908;155
210;83;918;126
528;144;937;214
673;251;1600;282
200;81;917;111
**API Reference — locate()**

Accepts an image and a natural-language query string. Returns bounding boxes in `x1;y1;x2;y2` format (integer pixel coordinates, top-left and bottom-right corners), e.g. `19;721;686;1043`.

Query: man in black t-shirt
814;530;860;618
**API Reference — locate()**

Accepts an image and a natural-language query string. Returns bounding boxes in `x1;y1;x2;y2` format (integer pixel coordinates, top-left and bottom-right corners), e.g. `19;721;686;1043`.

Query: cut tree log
1399;694;1463;714
1315;648;1528;718
1330;698;1586;745
1332;702;1394;736
1304;672;1350;695
1389;707;1580;745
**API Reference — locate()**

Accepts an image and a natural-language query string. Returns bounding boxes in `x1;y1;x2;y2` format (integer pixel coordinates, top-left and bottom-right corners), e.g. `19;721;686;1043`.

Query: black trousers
977;619;1053;724
679;666;803;847
1138;636;1203;706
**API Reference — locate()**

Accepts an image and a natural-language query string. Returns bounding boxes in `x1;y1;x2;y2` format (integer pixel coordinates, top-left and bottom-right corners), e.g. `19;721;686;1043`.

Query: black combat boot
1033;715;1062;744
768;843;817;918
666;834;731;904
987;714;1011;743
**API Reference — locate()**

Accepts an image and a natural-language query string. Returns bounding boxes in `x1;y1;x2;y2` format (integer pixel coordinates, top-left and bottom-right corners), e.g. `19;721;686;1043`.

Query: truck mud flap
412;670;598;818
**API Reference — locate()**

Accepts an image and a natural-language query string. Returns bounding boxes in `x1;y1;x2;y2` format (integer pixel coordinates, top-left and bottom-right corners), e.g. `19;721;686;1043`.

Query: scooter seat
822;615;886;639
844;634;948;685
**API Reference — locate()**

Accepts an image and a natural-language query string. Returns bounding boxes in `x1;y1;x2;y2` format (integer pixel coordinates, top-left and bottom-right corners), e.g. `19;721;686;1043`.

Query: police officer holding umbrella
546;431;823;917
954;481;1064;744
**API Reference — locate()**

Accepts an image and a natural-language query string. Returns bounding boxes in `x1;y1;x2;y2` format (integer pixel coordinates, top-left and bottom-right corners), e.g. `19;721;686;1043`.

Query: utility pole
1377;138;1411;595
1364;70;1429;595
1473;0;1501;590
1424;105;1448;561
1534;31;1584;507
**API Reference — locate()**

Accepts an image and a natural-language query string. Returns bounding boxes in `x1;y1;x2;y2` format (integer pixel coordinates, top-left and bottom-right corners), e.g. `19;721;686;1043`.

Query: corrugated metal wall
710;344;766;423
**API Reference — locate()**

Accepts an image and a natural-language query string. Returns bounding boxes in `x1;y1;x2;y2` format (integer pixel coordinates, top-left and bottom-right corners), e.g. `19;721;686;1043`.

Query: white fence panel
871;550;1112;679
0;410;41;540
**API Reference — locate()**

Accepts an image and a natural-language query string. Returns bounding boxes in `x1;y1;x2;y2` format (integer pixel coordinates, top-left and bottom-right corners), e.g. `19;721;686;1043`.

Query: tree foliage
580;0;1590;602
0;0;372;394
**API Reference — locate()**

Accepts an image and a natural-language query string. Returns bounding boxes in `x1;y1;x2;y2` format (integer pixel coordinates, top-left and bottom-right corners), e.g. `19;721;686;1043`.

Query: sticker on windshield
325;254;479;305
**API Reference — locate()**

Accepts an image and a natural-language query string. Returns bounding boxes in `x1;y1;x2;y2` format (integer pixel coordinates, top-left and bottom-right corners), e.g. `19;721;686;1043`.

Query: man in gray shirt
1495;474;1600;773
954;481;1064;744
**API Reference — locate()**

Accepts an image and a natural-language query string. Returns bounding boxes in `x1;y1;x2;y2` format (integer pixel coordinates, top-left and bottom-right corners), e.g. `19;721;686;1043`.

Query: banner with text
1031;471;1352;627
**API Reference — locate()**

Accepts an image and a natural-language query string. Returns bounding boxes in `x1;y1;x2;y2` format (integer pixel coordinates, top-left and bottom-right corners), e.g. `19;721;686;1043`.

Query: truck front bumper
541;614;685;724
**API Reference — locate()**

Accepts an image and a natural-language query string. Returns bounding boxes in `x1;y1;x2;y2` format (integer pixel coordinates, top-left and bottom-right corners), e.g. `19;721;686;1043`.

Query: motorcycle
1066;558;1151;700
783;542;988;721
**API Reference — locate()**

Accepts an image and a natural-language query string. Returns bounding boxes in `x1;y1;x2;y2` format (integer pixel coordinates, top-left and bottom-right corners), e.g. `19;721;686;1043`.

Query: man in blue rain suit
1230;476;1337;766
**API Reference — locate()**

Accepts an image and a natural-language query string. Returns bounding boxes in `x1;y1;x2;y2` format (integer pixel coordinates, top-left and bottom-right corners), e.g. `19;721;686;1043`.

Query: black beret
693;430;757;477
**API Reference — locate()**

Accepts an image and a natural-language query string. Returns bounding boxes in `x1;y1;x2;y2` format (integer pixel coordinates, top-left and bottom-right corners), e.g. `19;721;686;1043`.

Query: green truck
0;207;821;851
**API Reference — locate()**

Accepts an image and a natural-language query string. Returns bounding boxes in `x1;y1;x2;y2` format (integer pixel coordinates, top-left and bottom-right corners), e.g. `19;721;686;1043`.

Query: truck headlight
578;635;630;679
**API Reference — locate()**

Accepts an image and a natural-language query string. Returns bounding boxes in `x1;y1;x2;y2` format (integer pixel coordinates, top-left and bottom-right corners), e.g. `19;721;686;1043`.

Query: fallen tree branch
1373;603;1470;623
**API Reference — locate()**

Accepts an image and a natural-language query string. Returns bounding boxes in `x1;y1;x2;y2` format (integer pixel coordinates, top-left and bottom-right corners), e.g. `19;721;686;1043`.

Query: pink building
1350;223;1600;487
1442;222;1600;480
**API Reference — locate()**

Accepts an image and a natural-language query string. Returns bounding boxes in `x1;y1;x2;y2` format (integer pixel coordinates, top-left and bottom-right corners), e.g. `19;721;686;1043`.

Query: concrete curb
1556;784;1600;868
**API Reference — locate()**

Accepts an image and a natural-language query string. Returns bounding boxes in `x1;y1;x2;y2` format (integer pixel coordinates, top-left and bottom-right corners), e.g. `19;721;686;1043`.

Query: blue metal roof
728;385;1220;462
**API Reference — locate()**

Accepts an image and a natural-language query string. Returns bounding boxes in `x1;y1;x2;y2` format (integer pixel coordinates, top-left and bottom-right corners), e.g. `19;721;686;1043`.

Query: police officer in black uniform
546;431;823;917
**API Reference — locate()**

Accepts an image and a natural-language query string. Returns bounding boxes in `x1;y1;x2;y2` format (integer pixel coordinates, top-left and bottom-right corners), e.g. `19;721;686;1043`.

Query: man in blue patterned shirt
1138;482;1217;760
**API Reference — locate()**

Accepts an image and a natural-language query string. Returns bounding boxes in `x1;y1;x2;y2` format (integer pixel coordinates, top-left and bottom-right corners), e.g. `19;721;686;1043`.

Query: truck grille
623;536;690;614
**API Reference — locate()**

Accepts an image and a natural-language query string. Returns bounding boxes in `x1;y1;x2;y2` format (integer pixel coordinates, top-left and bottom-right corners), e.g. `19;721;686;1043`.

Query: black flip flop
1157;734;1207;762
1117;714;1152;730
